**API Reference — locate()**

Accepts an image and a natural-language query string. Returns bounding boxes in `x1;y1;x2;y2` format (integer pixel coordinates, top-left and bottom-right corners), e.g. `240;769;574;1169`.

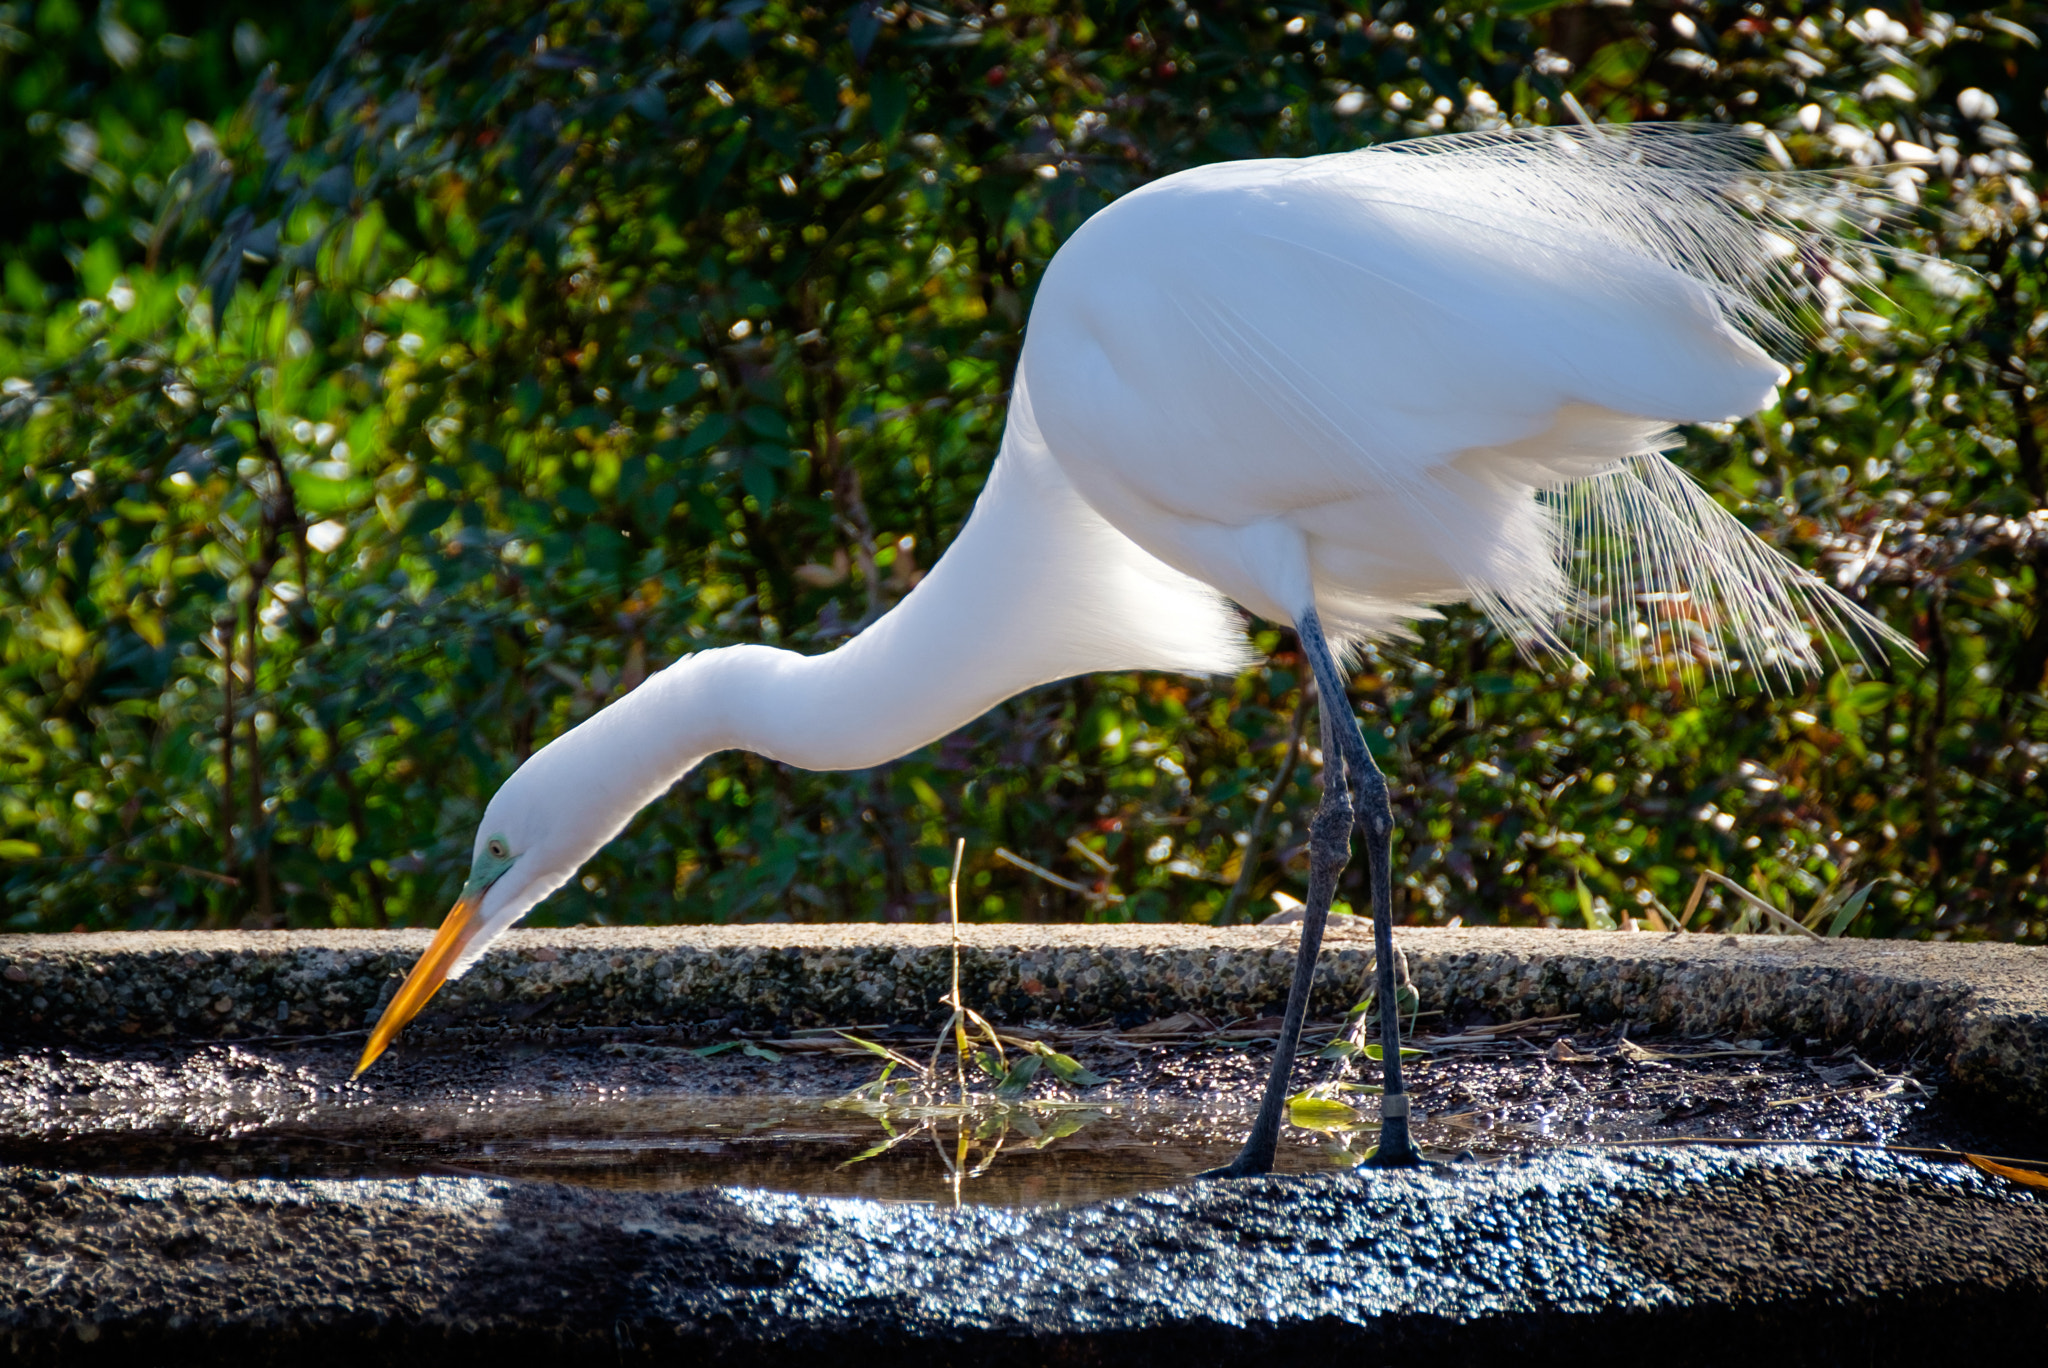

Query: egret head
350;751;613;1077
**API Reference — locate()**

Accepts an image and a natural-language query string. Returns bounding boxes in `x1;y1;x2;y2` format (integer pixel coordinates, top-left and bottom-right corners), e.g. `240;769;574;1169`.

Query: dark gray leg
1200;607;1420;1178
1198;700;1351;1178
1301;612;1422;1168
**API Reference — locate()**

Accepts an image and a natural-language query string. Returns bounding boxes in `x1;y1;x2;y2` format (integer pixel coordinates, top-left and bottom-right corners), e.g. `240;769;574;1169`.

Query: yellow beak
353;890;484;1077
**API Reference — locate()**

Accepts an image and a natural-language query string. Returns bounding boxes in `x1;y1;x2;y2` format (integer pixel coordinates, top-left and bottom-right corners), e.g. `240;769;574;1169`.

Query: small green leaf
654;375;699;408
1577;875;1617;931
835;1032;905;1062
739;457;776;506
628;85;667;121
838;1131;909;1168
4;259;43;311
1827;882;1876;938
1289;1093;1366;1132
689;1040;743;1057
0;839;41;860
681;413;731;456
1324;1141;1369;1169
1583;37;1652;87
1026;1041;1106;1086
1031;1112;1094;1148
514;378;543;421
79;238;121;297
1318;1038;1362;1060
803;64;840;123
869;71;909;142
742;1042;782;1062
1362;1043;1426;1061
294;475;369;514
400;499;454;538
995;1052;1041;1098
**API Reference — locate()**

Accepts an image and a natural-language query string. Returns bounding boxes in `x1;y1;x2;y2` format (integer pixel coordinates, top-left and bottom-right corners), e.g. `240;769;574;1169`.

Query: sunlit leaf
1965;1154;2048;1188
1023;1040;1106;1087
836;1032;924;1074
1289;1093;1367;1132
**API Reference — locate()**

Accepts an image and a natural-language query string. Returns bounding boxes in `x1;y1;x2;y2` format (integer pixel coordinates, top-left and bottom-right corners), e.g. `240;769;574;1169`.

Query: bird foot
1194;1157;1272;1181
1361;1139;1426;1169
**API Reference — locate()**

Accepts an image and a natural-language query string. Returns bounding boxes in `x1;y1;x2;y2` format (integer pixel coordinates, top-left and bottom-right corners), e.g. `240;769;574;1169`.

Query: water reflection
7;1033;1962;1205
5;1092;1340;1206
833;1095;1117;1204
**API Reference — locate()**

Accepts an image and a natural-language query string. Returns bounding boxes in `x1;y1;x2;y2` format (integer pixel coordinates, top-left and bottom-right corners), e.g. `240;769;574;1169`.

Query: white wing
1021;125;1905;678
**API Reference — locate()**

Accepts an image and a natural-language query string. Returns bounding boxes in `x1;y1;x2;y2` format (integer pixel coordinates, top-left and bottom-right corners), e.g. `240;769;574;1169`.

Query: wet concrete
3;1145;2043;1364
5;925;2046;1118
4;926;2044;1362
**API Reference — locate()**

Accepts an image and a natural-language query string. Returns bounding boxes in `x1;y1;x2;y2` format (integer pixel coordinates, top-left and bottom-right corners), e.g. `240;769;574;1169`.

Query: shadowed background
1;0;2043;940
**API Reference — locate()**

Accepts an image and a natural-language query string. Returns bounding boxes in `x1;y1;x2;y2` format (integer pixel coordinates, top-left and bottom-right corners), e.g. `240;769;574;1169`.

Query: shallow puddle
6;1093;1328;1205
3;1021;2033;1206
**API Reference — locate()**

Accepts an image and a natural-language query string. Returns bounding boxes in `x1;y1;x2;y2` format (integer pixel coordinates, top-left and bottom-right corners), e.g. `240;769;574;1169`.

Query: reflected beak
353;890;485;1077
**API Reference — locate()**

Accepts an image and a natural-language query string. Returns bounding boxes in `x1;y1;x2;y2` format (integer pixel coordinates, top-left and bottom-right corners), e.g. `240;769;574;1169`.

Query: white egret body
356;128;1900;1172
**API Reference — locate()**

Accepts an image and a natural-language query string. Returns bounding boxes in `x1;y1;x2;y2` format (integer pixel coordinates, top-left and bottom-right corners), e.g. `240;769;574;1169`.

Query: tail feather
1544;451;1915;687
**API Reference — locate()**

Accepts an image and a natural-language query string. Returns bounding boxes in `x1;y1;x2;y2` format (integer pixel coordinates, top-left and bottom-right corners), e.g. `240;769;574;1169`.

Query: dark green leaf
869;72;908;142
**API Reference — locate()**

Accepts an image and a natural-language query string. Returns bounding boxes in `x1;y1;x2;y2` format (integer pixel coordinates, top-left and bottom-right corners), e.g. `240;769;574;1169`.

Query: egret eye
486;837;510;861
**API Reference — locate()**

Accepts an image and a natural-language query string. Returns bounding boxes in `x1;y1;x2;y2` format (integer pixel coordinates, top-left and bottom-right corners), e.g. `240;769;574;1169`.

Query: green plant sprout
831;837;1106;1194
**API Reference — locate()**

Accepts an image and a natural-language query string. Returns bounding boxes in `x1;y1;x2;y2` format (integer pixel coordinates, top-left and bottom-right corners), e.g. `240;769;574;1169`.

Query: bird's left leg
1198;621;1355;1180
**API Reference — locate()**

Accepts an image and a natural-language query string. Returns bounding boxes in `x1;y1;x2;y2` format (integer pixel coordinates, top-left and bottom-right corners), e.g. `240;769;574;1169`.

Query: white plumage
1024;126;1886;667
353;127;1904;1102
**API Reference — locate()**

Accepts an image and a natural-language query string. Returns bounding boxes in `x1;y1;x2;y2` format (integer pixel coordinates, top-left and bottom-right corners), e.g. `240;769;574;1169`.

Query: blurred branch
1218;686;1310;927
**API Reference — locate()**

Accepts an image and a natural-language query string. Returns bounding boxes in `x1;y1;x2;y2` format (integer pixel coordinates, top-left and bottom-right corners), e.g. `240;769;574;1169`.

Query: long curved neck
545;426;1246;808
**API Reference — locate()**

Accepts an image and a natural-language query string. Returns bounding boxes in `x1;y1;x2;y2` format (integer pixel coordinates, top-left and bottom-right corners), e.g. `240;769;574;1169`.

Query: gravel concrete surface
6;925;2043;1364
2;1145;2043;1365
5;925;2045;1116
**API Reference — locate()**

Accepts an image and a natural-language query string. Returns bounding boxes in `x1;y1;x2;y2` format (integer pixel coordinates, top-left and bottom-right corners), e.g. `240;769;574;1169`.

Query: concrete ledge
2;1147;2043;1364
3;926;2044;1116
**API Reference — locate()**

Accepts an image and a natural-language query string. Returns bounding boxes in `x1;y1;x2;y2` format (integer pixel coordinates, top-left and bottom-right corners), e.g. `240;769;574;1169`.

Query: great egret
353;126;1903;1177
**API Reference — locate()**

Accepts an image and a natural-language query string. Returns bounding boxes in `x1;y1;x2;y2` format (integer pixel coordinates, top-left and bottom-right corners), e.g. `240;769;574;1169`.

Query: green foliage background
1;0;2044;941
